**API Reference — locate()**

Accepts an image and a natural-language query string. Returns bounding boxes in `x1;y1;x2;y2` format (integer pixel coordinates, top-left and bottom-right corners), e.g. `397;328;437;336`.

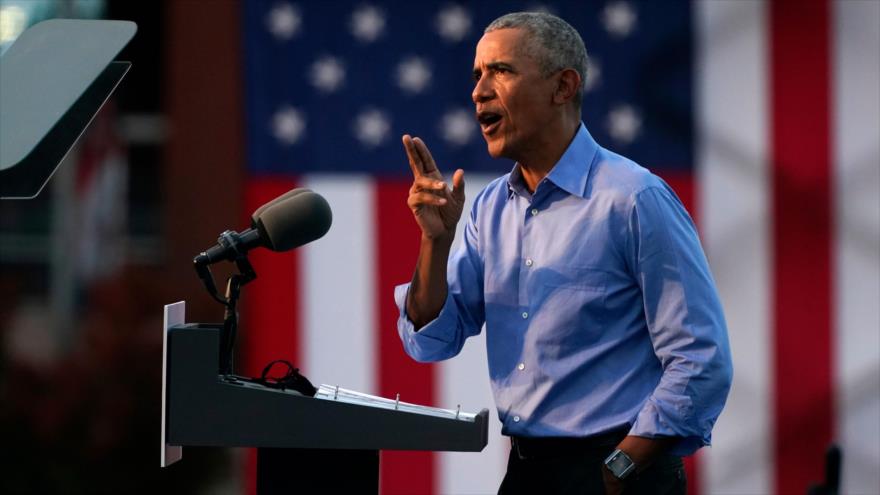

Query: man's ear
553;68;581;105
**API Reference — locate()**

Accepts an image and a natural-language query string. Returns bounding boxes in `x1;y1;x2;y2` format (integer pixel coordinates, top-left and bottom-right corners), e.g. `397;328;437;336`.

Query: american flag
240;1;879;494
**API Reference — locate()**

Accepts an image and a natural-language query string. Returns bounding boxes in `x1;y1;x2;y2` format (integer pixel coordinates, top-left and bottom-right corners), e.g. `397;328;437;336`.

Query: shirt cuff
394;283;462;362
629;396;709;457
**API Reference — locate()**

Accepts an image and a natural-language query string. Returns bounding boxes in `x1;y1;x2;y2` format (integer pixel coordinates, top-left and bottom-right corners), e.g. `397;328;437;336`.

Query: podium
161;302;489;493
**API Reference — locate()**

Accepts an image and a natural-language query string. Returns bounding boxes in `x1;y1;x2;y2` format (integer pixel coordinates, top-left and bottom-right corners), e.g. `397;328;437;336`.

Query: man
395;12;732;495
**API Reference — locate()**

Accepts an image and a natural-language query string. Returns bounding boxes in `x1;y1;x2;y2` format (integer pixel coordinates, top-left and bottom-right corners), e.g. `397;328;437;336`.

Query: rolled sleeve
394;206;486;363
395;283;467;362
627;186;734;456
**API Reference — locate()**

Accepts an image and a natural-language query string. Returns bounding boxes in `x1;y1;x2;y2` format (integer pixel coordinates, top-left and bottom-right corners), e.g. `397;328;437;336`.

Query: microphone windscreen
251;188;311;226
256;191;332;251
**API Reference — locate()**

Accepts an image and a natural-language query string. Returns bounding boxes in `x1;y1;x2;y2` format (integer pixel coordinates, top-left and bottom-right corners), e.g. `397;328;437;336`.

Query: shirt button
521;312;529;319
525;258;533;267
517;362;525;371
530;208;538;216
513;415;520;423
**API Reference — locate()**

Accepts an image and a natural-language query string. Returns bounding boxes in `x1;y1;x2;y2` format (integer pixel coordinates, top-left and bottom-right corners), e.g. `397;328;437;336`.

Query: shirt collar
507;123;598;200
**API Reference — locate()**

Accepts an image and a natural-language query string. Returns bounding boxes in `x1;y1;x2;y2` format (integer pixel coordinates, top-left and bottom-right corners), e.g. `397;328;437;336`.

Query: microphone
249;187;310;226
194;189;332;265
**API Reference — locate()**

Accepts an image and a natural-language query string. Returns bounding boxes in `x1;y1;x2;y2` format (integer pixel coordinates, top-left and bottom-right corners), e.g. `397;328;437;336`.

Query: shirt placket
509;189;548;427
518;199;535;314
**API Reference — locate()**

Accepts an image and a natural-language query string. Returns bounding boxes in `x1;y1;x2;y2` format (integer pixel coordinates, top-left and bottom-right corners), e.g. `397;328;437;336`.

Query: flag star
353;108;391;148
435;4;471;42
606;104;642;144
350;5;385;43
583;57;602;92
266;2;302;40
271;106;306;145
396;56;432;94
601;1;638;39
309;55;346;93
525;4;555;15
439;108;477;147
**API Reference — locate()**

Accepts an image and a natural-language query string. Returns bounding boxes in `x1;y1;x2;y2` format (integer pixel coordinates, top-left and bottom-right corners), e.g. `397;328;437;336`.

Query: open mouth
477;111;502;135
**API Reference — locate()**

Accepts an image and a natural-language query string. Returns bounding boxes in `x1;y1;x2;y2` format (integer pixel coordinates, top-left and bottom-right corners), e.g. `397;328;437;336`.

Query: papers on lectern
314;384;477;422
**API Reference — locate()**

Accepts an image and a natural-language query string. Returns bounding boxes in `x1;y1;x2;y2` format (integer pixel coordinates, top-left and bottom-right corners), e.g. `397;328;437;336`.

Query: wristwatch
604;448;636;480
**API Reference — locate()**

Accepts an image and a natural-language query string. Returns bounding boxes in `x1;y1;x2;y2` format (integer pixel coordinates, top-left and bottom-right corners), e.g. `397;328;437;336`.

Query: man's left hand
602;435;679;494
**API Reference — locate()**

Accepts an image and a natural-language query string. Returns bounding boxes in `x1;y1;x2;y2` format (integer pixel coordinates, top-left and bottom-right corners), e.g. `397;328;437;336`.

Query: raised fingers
402;135;425;178
412;137;440;177
451;168;465;201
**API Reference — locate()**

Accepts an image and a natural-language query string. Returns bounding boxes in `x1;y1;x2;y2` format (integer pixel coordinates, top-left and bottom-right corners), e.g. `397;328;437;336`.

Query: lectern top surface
0;19;136;171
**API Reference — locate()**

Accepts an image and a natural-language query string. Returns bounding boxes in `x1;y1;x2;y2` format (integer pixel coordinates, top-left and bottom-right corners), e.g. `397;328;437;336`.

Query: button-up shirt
395;123;733;455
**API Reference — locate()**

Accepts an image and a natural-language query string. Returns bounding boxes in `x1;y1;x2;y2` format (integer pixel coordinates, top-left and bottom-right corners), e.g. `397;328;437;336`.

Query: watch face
605;450;636;479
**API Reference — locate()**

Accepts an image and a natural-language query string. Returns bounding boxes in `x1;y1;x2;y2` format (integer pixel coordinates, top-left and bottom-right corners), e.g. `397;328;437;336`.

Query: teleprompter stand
161;303;489;494
0;19;136;199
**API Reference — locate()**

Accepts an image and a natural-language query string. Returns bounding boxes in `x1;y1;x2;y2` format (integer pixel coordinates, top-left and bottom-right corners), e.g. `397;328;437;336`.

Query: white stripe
439;173;508;495
833;1;880;493
695;1;771;493
300;175;377;394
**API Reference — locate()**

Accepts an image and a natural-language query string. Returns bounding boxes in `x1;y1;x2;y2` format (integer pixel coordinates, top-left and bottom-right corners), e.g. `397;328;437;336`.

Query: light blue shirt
395;124;732;455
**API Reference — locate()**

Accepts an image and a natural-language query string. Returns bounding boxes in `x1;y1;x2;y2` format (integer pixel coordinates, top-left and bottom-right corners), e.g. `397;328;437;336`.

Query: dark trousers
497;434;686;495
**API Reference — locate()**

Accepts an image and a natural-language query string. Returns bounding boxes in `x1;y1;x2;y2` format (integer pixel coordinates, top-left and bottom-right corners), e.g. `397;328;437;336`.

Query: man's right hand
403;135;465;242
402;134;465;329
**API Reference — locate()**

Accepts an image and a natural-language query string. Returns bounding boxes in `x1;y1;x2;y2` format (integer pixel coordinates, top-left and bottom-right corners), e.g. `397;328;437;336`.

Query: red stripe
770;1;834;493
657;170;696;227
241;177;301;495
375;179;436;495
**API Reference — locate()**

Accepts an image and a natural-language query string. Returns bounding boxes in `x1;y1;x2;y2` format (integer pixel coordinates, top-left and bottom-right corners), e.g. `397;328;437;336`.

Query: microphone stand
219;256;256;378
193;231;257;379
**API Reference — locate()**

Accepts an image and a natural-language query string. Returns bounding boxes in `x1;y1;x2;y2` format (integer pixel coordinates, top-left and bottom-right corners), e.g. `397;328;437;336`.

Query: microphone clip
217;229;245;260
193;230;258;304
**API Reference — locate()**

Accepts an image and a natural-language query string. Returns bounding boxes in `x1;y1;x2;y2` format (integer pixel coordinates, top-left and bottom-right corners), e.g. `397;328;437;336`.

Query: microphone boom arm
193;230;257;377
219;254;256;376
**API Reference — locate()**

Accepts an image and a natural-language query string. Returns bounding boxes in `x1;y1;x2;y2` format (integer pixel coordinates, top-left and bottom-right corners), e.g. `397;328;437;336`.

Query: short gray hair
485;12;588;110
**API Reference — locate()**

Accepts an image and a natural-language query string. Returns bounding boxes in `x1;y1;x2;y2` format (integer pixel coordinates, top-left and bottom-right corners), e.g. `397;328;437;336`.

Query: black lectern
0;19;136;199
161;302;489;493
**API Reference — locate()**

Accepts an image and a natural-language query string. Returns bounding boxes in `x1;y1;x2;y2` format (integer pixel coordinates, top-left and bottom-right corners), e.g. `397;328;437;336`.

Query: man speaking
394;12;732;495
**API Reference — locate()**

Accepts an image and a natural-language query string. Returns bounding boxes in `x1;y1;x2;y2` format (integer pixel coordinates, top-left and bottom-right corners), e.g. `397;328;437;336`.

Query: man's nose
472;77;494;104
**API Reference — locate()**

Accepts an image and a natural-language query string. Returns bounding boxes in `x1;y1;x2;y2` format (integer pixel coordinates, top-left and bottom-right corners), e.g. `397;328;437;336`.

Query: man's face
472;28;557;160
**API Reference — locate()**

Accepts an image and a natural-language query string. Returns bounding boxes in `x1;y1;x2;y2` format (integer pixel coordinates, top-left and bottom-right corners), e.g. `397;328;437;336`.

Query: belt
509;427;629;460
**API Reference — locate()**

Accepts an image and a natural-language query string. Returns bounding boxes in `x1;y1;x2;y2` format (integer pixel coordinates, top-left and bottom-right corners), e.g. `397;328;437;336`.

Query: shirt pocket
541;265;608;292
539;266;608;344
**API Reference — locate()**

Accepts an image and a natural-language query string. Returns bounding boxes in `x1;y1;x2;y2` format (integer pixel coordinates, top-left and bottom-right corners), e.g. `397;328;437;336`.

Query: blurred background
0;0;877;494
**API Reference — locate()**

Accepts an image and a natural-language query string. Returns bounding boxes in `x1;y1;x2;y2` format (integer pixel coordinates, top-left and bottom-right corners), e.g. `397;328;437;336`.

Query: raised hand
402;135;465;242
